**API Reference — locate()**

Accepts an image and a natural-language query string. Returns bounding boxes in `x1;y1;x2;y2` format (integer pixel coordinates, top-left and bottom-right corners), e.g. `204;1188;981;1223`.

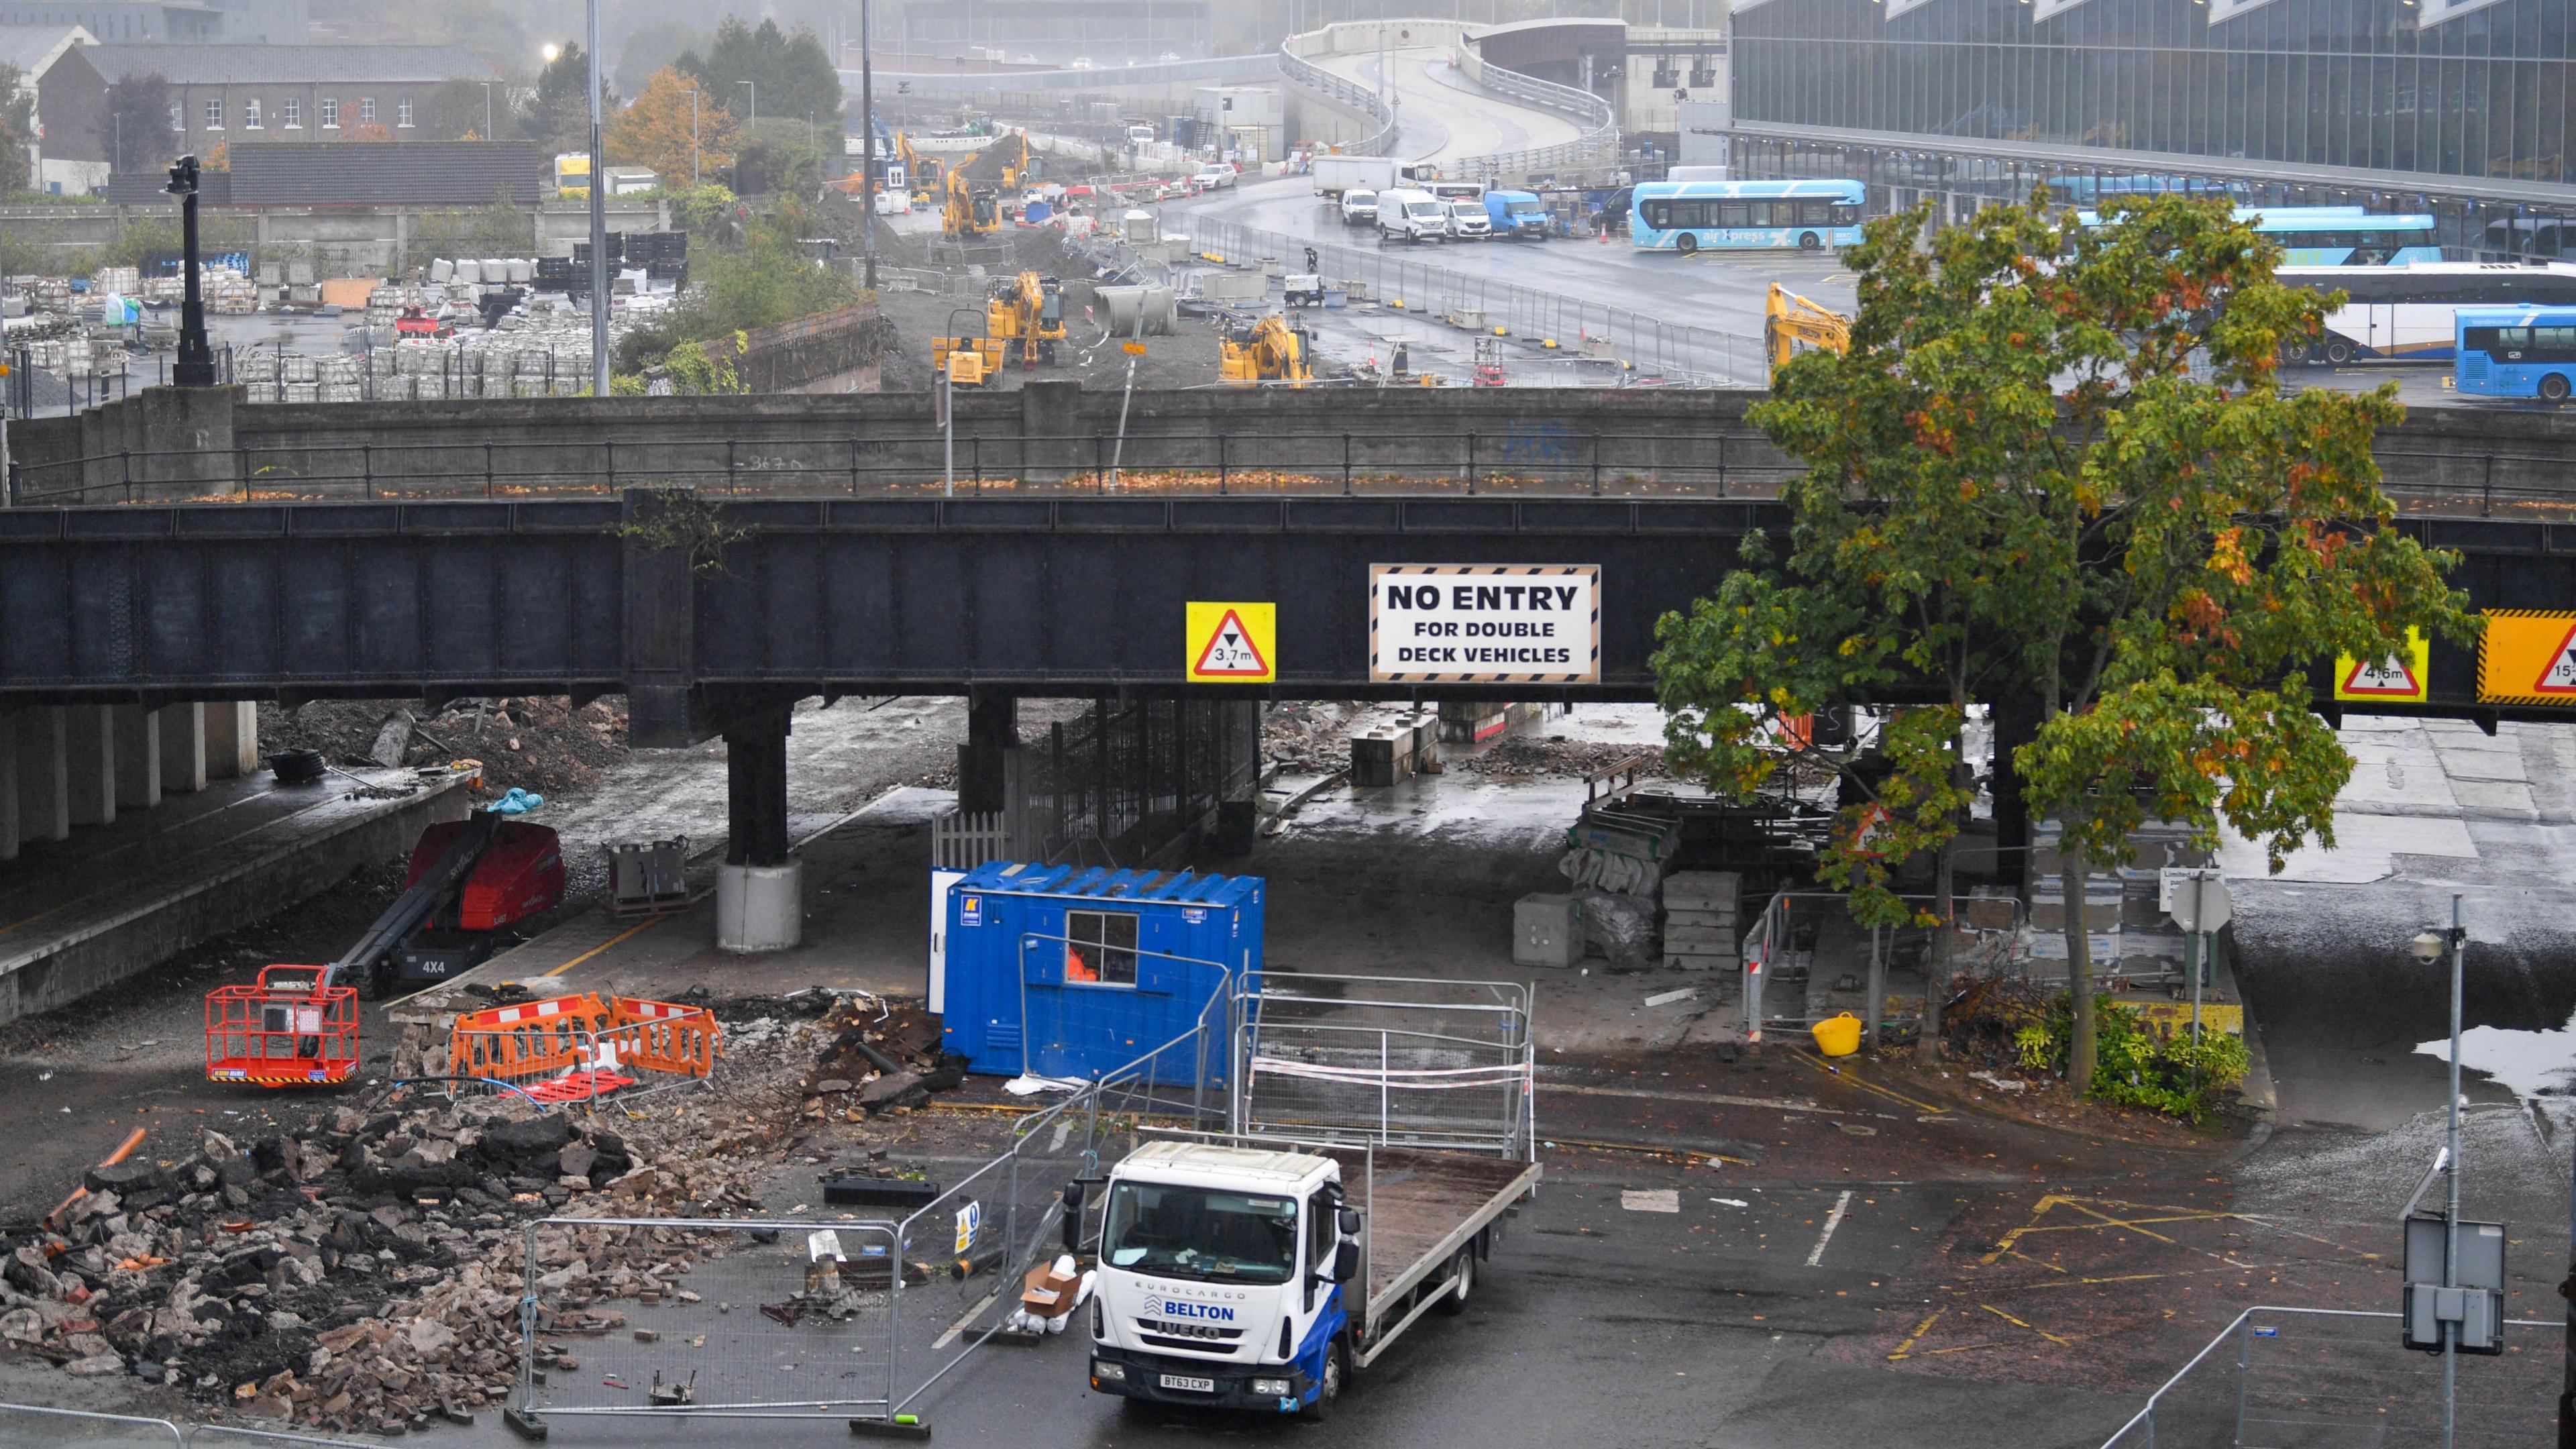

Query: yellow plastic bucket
1811;1012;1863;1058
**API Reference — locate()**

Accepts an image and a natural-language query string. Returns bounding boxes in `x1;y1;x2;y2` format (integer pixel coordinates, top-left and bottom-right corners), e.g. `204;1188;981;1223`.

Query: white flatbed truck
1073;974;1538;1419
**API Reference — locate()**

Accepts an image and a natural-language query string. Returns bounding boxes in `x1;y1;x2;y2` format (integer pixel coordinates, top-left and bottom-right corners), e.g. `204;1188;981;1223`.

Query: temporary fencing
2097;1304;2557;1449
513;1216;900;1426
0;1404;405;1449
203;966;360;1087
1232;973;1536;1159
451;993;721;1110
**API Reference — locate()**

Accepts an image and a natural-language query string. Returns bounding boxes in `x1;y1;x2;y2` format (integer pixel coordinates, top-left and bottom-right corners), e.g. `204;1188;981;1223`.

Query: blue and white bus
2455;307;2576;400
2048;174;2243;206
2076;205;2440;266
2279;262;2576;365
1630;178;1866;254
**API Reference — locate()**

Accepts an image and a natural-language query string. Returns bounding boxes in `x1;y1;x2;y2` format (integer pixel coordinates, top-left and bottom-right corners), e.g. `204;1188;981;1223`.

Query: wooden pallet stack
1662;871;1742;972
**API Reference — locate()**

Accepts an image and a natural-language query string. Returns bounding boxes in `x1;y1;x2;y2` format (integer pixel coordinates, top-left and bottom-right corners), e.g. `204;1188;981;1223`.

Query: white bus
2277;261;2576;364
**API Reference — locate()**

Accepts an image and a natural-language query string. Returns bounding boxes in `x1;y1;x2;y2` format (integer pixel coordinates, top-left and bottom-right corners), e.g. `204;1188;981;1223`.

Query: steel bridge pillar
717;706;800;953
958;690;1019;818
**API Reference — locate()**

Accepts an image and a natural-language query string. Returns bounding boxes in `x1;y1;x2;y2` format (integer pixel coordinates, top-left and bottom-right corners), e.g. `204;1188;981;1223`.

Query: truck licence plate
1157;1374;1216;1394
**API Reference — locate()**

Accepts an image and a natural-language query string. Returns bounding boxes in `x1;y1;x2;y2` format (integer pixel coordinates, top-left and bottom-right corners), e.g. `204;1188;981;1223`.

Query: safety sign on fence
2335;627;2430;703
1370;564;1600;683
1185;601;1276;683
2476;610;2576;705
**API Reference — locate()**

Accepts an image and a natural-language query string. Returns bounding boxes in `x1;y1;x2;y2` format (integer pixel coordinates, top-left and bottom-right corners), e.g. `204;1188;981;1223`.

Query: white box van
1377;187;1448;244
1340;189;1378;225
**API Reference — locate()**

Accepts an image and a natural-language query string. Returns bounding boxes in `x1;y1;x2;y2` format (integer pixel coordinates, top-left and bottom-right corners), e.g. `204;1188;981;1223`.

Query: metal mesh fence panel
1236;974;1534;1157
2100;1307;2558;1449
0;1405;184;1449
515;1217;896;1424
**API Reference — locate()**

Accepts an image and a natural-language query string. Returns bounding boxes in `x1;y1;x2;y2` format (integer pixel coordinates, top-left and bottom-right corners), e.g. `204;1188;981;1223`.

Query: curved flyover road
1309;44;1585;168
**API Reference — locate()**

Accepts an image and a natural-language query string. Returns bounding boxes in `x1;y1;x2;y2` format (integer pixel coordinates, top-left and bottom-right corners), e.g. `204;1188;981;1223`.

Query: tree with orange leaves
608;66;737;190
1654;193;2473;1095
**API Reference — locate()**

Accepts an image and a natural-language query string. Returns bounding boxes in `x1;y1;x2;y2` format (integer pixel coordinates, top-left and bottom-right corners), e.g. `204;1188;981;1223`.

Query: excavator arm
1764;282;1851;372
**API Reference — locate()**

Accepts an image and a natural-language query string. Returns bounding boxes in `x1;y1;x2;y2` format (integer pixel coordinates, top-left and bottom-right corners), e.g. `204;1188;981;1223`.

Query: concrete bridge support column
113;704;160;810
204;702;258;780
0;713;18;861
716;707;800;952
15;706;67;846
63;704;115;826
158;702;207;794
958;690;1020;817
1990;696;2042;893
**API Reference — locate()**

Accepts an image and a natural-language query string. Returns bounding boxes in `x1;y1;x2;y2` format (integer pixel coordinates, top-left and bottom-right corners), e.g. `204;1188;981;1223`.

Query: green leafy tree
1654;193;2472;1087
0;64;32;197
101;71;174;176
678;17;841;129
519;42;616;155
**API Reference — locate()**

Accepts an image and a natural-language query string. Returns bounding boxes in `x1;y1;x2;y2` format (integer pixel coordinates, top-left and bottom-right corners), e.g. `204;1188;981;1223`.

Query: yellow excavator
943;168;1000;241
941;131;1042;241
1764;282;1851;372
896;133;945;203
985;272;1065;366
1219;314;1313;387
932;306;1004;388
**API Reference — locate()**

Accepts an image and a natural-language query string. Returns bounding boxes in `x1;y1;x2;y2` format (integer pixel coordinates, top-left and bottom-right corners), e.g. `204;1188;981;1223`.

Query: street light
859;0;879;290
2410;898;2465;1449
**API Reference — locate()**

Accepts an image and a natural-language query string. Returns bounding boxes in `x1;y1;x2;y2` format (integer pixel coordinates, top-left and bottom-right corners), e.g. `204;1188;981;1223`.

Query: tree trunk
1917;837;1953;1065
2061;837;2096;1096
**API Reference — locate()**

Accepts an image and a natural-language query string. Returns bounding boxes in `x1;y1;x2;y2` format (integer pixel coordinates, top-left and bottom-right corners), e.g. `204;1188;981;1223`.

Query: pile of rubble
1461;737;1668;780
797;996;967;1119
0;1001;857;1435
1262;701;1368;773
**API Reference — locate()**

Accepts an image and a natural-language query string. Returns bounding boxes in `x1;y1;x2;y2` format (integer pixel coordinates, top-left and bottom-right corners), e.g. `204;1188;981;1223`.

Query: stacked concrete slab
1662;870;1741;971
1350;710;1438;787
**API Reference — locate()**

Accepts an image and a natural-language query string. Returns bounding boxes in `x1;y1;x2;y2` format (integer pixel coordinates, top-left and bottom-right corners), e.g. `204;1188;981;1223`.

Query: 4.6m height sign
1370;565;1599;683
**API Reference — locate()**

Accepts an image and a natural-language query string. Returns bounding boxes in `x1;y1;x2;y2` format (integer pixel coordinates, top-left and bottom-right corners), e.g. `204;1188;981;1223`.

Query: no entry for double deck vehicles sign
1371;565;1599;683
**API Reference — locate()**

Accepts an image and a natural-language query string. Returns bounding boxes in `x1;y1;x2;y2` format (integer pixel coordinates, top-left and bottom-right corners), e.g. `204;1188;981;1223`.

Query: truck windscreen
1102;1183;1298;1285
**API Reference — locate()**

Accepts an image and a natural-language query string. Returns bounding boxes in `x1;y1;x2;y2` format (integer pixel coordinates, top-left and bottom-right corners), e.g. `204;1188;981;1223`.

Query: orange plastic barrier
450;992;720;1095
207;966;360;1087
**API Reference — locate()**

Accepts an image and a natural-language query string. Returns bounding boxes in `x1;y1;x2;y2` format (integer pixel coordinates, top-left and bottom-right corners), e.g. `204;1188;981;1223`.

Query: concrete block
1513;892;1581;968
63;704;114;826
15;706;67;844
0;713;17;861
113;705;160;810
158;702;207;793
205;701;259;780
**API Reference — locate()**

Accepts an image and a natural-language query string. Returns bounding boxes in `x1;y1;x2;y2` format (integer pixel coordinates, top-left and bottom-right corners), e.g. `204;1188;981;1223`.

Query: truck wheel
2323;337;2354;365
1436;1245;1474;1315
354;964;386;1003
1299;1336;1347;1422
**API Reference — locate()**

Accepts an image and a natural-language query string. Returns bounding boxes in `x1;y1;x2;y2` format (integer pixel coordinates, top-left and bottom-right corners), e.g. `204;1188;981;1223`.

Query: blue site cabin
942;862;1263;1083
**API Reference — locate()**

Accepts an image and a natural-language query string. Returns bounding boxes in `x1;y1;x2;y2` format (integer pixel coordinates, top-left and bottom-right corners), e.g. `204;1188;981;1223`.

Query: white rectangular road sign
1370;564;1599;683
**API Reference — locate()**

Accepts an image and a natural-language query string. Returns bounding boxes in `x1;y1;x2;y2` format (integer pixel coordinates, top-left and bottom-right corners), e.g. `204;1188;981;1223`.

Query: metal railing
2098;1304;2559;1448
5;426;1796;505
1232;972;1537;1161
1177;213;1764;384
1450;36;1621;180
1279;33;1399;158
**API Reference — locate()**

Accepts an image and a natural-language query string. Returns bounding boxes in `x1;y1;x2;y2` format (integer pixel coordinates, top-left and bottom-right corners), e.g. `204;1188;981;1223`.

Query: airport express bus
2455;306;2576;400
2076;205;2440;266
1629;178;1866;254
2274;262;2576;364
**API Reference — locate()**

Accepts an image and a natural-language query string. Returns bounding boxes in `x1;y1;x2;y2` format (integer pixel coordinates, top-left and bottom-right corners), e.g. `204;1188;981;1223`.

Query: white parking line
1805;1189;1854;1268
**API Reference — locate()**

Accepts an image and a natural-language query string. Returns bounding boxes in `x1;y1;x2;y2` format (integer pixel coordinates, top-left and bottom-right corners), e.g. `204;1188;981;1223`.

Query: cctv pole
861;0;879;289
170;157;215;387
586;0;608;397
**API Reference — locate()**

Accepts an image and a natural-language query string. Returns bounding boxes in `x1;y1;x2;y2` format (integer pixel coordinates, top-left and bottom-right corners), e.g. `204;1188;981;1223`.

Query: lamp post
584;7;606;398
860;0;879;289
166;155;214;387
2411;896;2467;1449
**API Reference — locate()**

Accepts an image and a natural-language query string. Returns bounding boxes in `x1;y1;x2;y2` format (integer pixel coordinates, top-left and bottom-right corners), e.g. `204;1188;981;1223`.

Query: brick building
42;42;495;176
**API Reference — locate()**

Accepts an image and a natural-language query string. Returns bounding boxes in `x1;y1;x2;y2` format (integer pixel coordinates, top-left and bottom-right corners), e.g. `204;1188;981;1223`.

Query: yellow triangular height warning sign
2340;651;2422;697
1193;608;1270;678
2534;619;2576;695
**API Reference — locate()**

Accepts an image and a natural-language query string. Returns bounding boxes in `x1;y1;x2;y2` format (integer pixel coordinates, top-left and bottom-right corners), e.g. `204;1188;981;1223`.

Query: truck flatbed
1318;1144;1541;1362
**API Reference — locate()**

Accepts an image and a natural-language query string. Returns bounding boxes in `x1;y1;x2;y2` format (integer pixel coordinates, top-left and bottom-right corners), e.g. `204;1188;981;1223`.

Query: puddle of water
2416;1013;2576;1098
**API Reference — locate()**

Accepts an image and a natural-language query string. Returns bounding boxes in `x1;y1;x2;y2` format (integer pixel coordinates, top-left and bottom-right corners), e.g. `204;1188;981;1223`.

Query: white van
1340;189;1378;225
1377;187;1448;244
1445;199;1491;239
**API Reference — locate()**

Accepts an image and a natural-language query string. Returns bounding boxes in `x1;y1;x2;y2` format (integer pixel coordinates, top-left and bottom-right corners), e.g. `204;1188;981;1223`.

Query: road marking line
1978;1302;2072;1346
1917;1340;2006;1356
542;916;667;979
1805;1189;1853;1267
1887;1306;1946;1360
1790;1050;1948;1114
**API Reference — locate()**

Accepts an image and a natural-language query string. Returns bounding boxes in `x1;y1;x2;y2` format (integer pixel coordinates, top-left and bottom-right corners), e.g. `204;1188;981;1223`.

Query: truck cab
1086;1142;1358;1417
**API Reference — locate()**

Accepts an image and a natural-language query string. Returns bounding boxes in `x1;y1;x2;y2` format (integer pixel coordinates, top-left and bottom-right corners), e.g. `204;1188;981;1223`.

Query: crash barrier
451;994;720;1108
204;965;360;1087
1450;34;1621;180
1277;28;1403;158
1232;973;1536;1159
0;1404;401;1448
511;1216;899;1427
1175;215;1764;387
2097;1304;2558;1449
876;1009;1236;1425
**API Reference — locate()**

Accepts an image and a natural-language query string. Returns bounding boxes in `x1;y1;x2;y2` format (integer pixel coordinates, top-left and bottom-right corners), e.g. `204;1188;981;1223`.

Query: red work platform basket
206;965;361;1087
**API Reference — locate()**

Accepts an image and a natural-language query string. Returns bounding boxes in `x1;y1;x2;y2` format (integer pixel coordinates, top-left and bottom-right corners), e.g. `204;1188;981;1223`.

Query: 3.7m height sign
1370;565;1600;683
